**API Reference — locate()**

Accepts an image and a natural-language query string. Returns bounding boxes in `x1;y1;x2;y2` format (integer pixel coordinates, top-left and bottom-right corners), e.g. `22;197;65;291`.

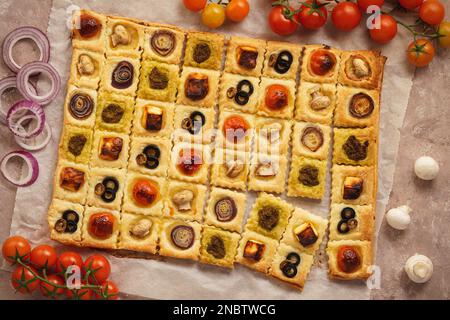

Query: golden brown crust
287;156;327;199
143;26;185;64
105;17;144;58
99;56;141;97
295;81;336;125
184;31;225;70
68;49;104;90
210;148;250;191
247;154;288;194
218;73;260;114
128;136;171;177
172;105;216;144
48;199;84;244
164;181;207;222
168;142;211;184
131;99;174;139
291;121;331;160
72;10;107;53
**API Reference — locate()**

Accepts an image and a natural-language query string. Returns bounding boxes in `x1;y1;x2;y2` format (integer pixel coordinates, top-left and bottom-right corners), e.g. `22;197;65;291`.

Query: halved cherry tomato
309;49;337;75
223;115;250;143
369;14;398;44
419;0;445;26
357;0;384;12
337;246;361;273
226;0;250;22
438;21;450;48
398;0;423;10
268;5;299;36
201;3;226;29
55;251;84;275
407;39;435;67
40;274;65;298
177;149;203;175
332;2;362;31
66;282;93;300
83;254;111;284
265;84;289;110
30;245;57;270
2;236;31;264
296;0;328;30
88;213;116;239
132;179;158;207
183;0;207;12
95;280;120;300
11;265;40;294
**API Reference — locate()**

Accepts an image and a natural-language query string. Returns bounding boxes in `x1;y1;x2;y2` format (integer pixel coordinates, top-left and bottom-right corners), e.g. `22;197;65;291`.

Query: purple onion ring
6;100;45;138
0;76;37;125
0;150;39;187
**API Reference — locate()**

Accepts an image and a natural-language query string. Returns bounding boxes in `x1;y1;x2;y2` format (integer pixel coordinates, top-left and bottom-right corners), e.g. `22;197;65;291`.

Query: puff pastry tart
159;218;202;261
95;91;134;134
64;85;98;128
137;60;180;102
225;36;266;77
143;26;185;65
165;181;207;222
132;99;174;139
105;17;144;58
329;204;374;241
248;153;288;194
100;56;140;97
58;125;93;164
333;127;377;166
48;199;84;246
90;131;130;169
211;148;250;191
71;10;107;53
301;45;341;84
257;77;296;119
263;41;303;80
118;213;161;254
200;226;241;268
81;206;121;249
128;136;171;177
169;142;211;184
69;49;104;90
172;105;216;144
219;72;260;114
254;117;292;155
177;67;220;108
86;167;126;211
287;156;327;199
216;110;254;152
184;32;225;70
331;165;376;206
291;121;331;160
53;160;89;205
295;81;336;125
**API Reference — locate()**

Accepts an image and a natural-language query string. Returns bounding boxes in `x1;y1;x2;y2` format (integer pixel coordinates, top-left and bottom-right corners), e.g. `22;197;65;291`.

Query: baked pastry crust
53;160;89;205
333;127;377;166
128;136;171;177
184;32;225;70
287;156;327;199
172;104;216;144
301;45;341;83
200;226;241;268
71;10;107;53
327;240;373;280
86;167;126;211
95;91;134;134
263;41;303;80
118;212;161;254
329;204;374;241
90;130;130;169
81;206;120;249
334;85;380;128
280;207;328;255
216;110;254;152
245;193;293;241
331;165;376;206
159;218;202;261
48;199;84;245
105;17;144;58
58;125;93;164
247;154;288;194
235;230;277;274
210;148;250;191
295;81;336;125
218;73;260;114
254;117;292;155
205;187;247;233
137;60;179;102
225;36;266;77
269;243;314;290
291;121;331;160
177;66;220;108
168;142;211;184
122;172;166;216
68;49;104;89
100;56;140;97
131;99;174;139
165;181;207;222
63;85;98;128
143;26;185;64
257;77;296;119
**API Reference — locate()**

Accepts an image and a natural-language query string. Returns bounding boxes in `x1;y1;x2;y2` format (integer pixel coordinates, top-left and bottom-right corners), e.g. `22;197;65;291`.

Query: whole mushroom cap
414;156;439;180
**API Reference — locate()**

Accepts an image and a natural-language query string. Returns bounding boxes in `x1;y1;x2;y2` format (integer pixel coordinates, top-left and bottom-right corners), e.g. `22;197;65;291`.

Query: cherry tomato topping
132;179;159;206
222;115;250;143
309;49;337;75
88;213;116;239
177;149;203;175
265;84;289;110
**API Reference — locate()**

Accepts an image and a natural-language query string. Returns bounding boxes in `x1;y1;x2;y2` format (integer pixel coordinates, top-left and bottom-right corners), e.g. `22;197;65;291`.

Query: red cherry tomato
268;6;299;36
223;115;250;143
55;251;83;275
11;265;40;294
2;236;31;264
419;0;445;26
95;280;120;300
83;254;111;284
40;274;65;298
398;0;423;10
357;0;384;12
30;245;57;270
183;0;207;12
132;179;158;207
265;84;289;110
226;0;250;23
296;0;328;30
309;49;337;76
88;212;116;239
332;2;362;31
369;14;398;44
407;38;435;67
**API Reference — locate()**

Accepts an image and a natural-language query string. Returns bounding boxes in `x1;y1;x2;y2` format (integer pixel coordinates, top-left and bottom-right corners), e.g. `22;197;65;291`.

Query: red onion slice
0;150;39;187
14;121;52;151
0;76;37;125
17;62;61;106
6;100;45;138
2;26;50;73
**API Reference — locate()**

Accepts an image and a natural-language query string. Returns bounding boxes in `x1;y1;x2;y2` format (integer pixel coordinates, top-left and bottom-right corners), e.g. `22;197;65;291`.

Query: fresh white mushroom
310;88;331;110
352;58;370;78
386;205;412;230
255;159;278;177
414;156;439;180
172;189;194;211
111;24;131;47
405;254;433;284
77;54;95;75
225;159;244;178
261;123;282;144
130;219;152;238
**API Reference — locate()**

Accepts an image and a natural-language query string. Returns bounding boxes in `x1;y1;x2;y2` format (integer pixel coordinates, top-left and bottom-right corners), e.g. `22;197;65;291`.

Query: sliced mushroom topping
280;261;298;278
101;104;124;124
69;93;94;120
337;246;361;273
77;54;95;75
294;222;319;247
111;61;134;89
193;42;211;63
170;225;195;250
310;87;331;111
54;219;67;233
185;73;209;101
68;134;87;156
237;46;258;69
352;57;370;78
261;122;282;144
343;176;363;200
298;165;320;187
77;14;101;39
243;240;265;261
206;235;226;259
130;218;153;238
142;105;163;131
225;159;244;178
60;167;85;192
99;137;123;161
255;158;279;177
149;67;169;90
301;126;324;152
172;189;194;211
258;206;280;231
214;197;237;222
349;93;374;118
110;24;131;47
151;30;176;56
343;135;369;161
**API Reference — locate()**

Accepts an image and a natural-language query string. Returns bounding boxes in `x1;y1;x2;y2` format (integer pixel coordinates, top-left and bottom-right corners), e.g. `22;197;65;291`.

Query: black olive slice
151;30;175;57
170;225;195;250
102;177;119;192
69;93;94;120
286;252;301;266
188;111;206;135
337;220;350;234
234;91;250;106
227;87;237;99
236;80;254;95
54;219;67;233
94;183;106;196
143;144;161;159
111;61;134;89
62;210;80;224
280;261;298;278
145;157;160;169
274;51;293;74
349;93;374;119
214;197;237;222
347;218;358;230
341;207;356;220
101;188;116;203
65;220;78;234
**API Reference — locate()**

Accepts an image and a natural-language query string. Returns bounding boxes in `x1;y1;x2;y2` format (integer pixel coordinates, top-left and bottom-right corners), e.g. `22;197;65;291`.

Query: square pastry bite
122;172;166;217
143;26;185;64
59;125;93;164
219;73;260;114
205;187;247;233
69;49;104;89
159;218;202;261
246;193;293;241
200;226;241;268
269;244;314;290
48;199;84;246
291;121;331;160
248;153;288;194
71;10;107;53
95;91;134;133
257;77;296;119
329;204;374;241
263;41;303;80
81;207;120;249
169;142;211;184
86;167;126;211
301;45;341;84
172;104;216;144
295;81;336;125
334;85;380;128
165;181;207;222
333;127;377;166
225;36;266;77
177;67;220;108
211;148;250;191
105;17;144;58
338;50;386;90
254;117;292;155
281;207;328;255
100;56;140;97
119;213;161;254
287;156;327;199
326;240;373;280
216;110;254;152
53;160;89;204
132;99;174;138
128;136;171;177
236;230;278;274
331;165;376;206
137;60;179;102
64;85;98;128
90;131;130;169
184;32;225;70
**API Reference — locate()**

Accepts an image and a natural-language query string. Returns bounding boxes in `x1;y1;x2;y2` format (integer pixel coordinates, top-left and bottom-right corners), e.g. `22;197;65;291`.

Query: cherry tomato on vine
66;283;94;300
332;2;362;31
419;0;445;26
407;39;435;67
55;251;83;275
83;254;111;284
201;3;226;29
183;0;206;12
96;280;120;300
40;274;65;298
438;21;450;48
2;236;31;264
11;265;40;294
296;0;328;30
357;0;384;12
369;14;398;44
398;0;423;10
30;245;57;270
226;0;250;23
268;5;299;36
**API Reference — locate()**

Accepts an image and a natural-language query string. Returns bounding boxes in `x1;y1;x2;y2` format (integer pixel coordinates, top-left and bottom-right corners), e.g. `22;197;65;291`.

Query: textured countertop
0;0;449;300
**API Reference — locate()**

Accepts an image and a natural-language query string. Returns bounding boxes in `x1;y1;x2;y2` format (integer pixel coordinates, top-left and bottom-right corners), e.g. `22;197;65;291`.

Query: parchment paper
4;0;415;299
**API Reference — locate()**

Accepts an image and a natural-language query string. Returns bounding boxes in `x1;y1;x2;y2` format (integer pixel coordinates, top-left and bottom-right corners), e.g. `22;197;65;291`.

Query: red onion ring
14;121;52;151
6;100;45;138
17;62;61;106
0;150;39;187
0;76;38;125
2;26;50;73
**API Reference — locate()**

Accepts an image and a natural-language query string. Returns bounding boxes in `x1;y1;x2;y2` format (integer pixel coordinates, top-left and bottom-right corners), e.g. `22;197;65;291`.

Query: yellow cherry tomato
201;3;226;29
226;0;250;23
438;21;450;48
